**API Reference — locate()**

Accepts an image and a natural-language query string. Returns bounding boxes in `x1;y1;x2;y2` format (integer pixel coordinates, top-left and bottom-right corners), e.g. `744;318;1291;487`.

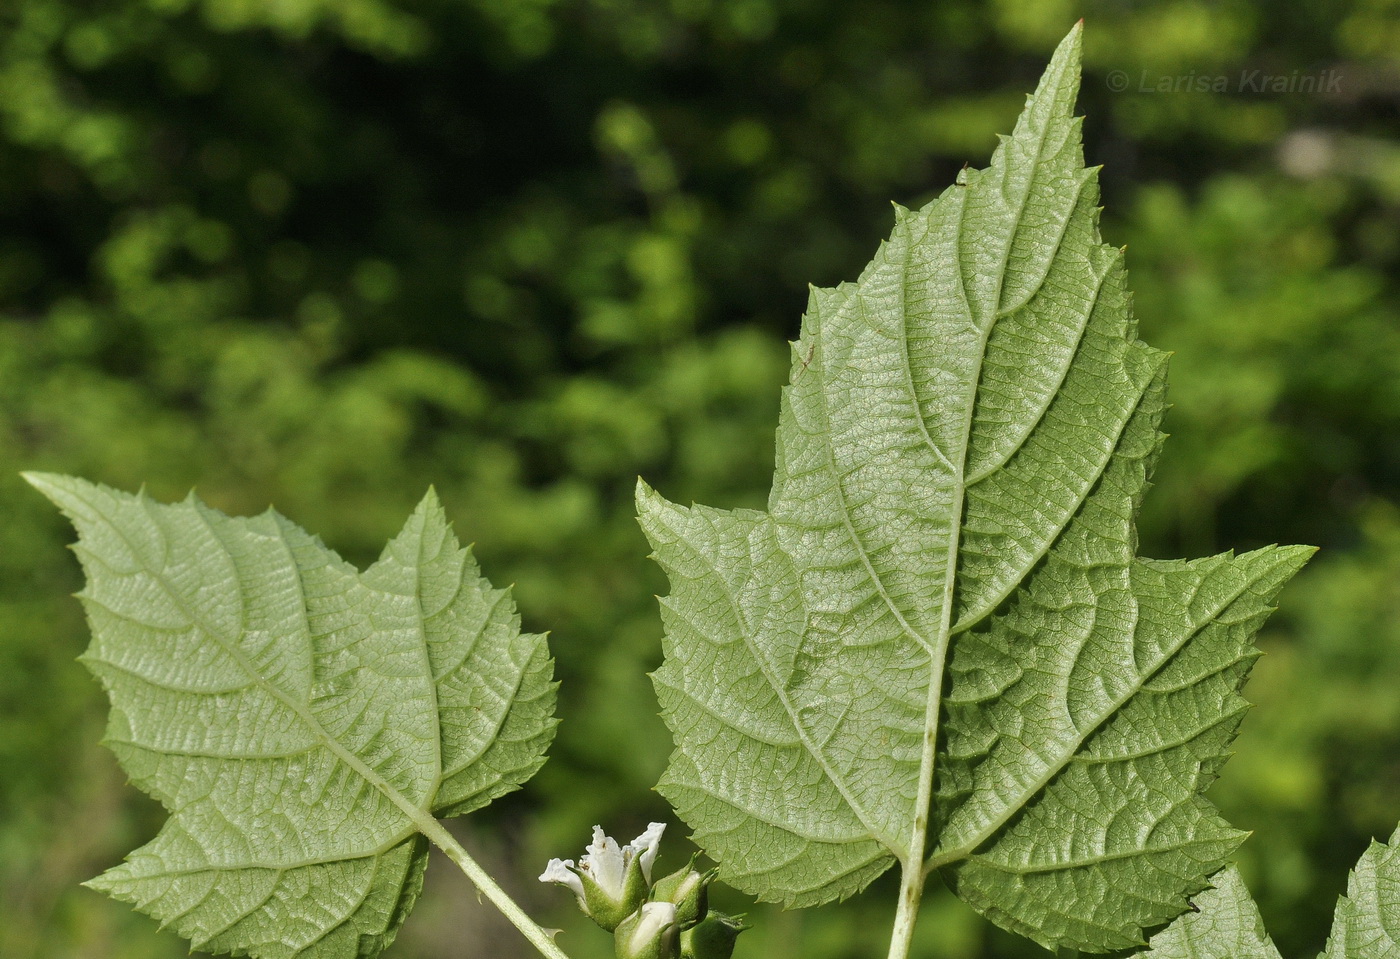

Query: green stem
889;593;955;958
886;858;927;959
410;811;573;959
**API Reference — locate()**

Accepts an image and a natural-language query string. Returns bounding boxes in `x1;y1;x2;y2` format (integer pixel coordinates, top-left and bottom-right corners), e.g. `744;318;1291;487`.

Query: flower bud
579;852;650;931
680;912;746;959
650;858;718;928
615;901;680;959
540;823;667;932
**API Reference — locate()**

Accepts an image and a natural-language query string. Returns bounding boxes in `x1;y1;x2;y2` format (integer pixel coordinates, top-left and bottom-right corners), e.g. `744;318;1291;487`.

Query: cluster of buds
540;823;747;959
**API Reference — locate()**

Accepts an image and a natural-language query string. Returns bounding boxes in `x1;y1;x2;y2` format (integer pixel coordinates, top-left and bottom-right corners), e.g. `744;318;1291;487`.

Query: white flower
573;822;665;897
539;823;667;931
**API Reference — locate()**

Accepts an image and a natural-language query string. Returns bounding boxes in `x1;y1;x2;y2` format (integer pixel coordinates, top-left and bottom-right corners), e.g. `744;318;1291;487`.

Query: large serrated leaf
29;473;556;959
1322;823;1400;958
635;24;1312;952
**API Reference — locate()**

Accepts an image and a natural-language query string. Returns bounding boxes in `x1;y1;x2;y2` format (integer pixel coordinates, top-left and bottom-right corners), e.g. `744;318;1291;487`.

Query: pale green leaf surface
1140;826;1400;959
28;474;555;959
1323;824;1400;958
936;547;1308;950
636;24;1311;952
1136;866;1281;959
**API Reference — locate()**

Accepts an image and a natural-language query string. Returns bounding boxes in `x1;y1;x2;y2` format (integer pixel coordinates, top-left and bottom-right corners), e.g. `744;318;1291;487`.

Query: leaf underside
1141;823;1400;959
1136;866;1281;959
637;24;1311;953
31;474;556;959
1322;824;1400;959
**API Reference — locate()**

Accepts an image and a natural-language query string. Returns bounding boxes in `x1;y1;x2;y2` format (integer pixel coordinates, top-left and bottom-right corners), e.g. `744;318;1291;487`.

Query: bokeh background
2;0;1398;957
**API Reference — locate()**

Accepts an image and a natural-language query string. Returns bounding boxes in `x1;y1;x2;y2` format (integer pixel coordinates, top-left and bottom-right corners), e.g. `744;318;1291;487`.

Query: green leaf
635;23;1311;952
1322;824;1400;958
1141;825;1400;959
1137;867;1281;959
27;473;556;959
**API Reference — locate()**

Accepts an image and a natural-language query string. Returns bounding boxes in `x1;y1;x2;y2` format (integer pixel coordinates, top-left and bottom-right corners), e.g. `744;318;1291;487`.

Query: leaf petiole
408;810;574;959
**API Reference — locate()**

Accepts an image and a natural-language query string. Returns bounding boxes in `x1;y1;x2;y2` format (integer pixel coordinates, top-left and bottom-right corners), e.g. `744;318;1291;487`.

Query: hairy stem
887;858;928;959
409;811;572;959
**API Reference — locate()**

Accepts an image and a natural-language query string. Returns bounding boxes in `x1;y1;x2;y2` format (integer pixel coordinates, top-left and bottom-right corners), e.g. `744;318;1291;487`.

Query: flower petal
539;858;585;900
581;825;627;899
629;822;667;882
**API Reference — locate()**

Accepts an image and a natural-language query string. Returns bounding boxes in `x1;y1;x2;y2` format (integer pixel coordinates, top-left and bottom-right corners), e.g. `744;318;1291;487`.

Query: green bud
581;850;651;931
650;858;718;928
680;912;747;959
615;902;681;959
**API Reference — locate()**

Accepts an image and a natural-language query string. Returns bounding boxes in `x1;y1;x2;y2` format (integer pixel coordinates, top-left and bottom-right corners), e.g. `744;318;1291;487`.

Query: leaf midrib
909;52;1068;880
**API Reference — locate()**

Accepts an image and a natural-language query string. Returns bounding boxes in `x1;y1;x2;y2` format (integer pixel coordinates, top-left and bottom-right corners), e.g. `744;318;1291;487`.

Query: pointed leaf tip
1036;23;1084;104
23;470;83;506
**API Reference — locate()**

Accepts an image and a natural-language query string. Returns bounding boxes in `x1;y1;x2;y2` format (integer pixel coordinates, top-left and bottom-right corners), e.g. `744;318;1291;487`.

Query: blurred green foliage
1;0;1398;957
